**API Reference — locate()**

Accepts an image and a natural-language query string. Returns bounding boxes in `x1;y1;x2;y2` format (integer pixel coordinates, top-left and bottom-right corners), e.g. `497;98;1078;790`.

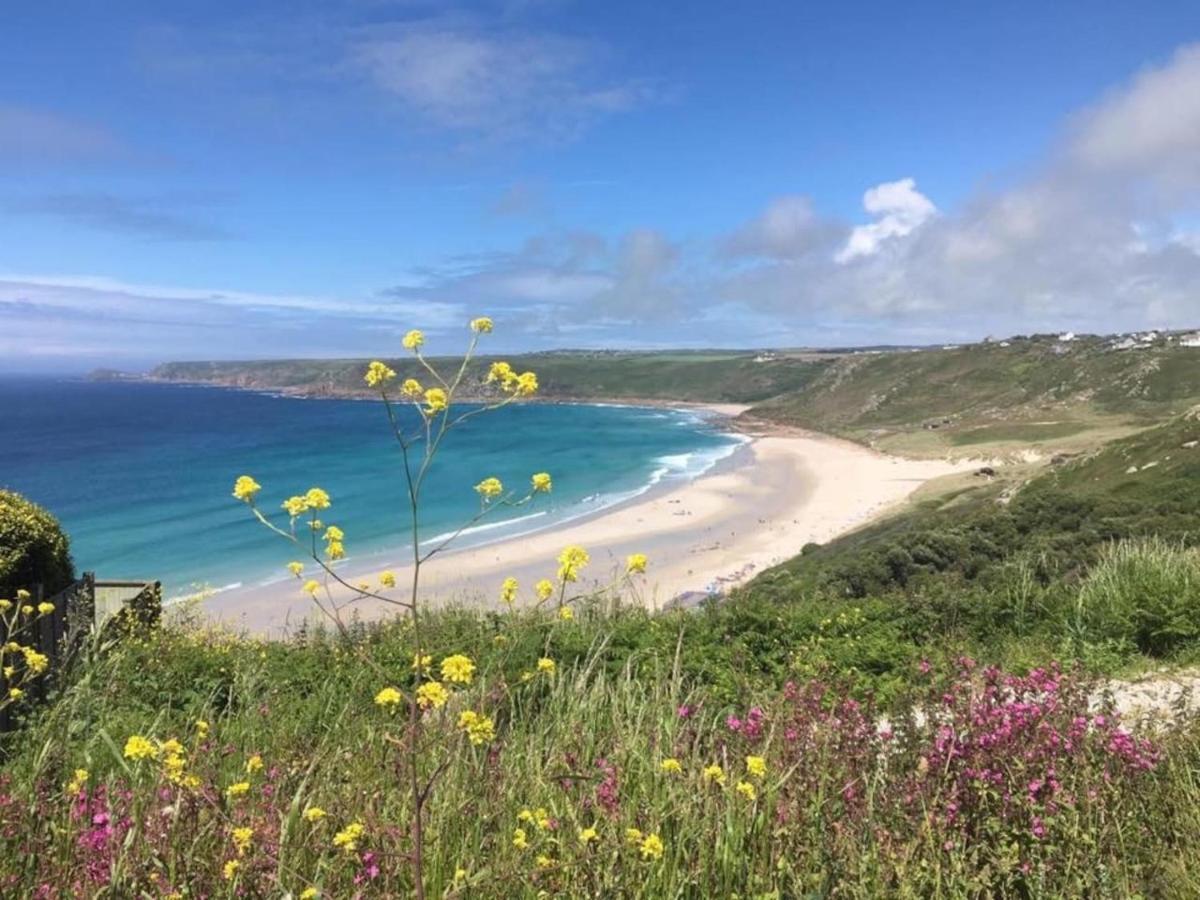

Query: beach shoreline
200;405;975;635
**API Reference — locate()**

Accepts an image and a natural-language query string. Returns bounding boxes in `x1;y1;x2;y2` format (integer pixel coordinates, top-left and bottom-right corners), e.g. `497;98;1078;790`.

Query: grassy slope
151;351;835;405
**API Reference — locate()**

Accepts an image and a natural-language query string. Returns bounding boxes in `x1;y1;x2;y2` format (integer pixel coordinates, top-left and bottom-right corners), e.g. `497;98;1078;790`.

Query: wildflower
625;827;643;845
37;601;55;615
225;782;251;799
0;599;8;611
240;753;262;774
640;833;665;861
67;768;89;793
364;360;396;388
558;606;574;621
535;579;555;602
326;540;345;560
423;387;448;414
21;605;33;616
8;687;22;701
304;487;331;510
416;681;449;709
531;472;552;493
512;827;529;850
660;758;682;775
375;686;403;708
303;806;327;823
475;477;504;499
379;570;396;588
195;719;210;740
332;821;365;853
537;657;556;675
626;553;648;575
454;866;468;882
457;710;496;745
557;545;590;582
440;654;475;684
515;372;538;396
702;764;725;786
16;589;30;601
232;475;262;502
578;826;598;844
411;653;432;673
323;525;344;542
499;576;519;605
745;755;767;779
735;781;757;801
401;378;422;398
232;826;254;857
282;495;308;517
223;860;239;880
487;361;515;386
470;316;494;333
123;735;158;761
536;854;554;869
302;580;320;596
22;647;49;674
402;329;425;351
287;561;304;577
300;889;319;899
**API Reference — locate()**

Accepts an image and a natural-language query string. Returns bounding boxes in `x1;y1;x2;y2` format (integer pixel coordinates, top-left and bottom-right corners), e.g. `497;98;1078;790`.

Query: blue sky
4;1;1200;370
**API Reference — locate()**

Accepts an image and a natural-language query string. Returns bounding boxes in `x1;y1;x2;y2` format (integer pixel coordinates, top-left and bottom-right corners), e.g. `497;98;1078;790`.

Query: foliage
0;489;74;595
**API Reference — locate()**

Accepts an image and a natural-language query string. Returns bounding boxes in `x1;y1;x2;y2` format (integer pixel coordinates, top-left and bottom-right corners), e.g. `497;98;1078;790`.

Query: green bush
1072;539;1200;657
0;489;74;595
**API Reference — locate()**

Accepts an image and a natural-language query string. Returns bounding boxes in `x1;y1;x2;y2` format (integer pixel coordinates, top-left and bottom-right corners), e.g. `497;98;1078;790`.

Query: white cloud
723;196;837;260
835;178;937;263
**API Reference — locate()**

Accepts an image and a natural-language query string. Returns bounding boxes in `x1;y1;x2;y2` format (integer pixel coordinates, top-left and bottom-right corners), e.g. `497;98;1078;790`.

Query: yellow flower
159;738;185;756
300;889;319;899
8;687;23;701
67;768;89;793
323;525;344;542
454;866;468;882
223;860;239;880
37;602;55;615
374;686;403;708
531;472;552;493
423;387;448;414
536;854;554;869
440;654;475;684
558;606;574;621
512;827;529;850
246;754;264;774
326;540;346;561
557;545;590;582
364;360;396;388
578;826;598;844
702;764;725;786
416;681;449;709
640;833;665;861
302;580;321;596
626;553;648;575
736;780;757;801
287;561;304;577
401;377;423;398
514;371;537;396
475;477;504;500
535;579;555;602
195;719;210;740
660;758;682;775
0;599;9;611
402;329;425;351
486;361;515;386
411;652;432;673
231;825;254;856
332;821;365;853
21;647;49;674
282;495;309;517
536;657;556;675
745;755;767;779
303;806;327;823
123;735;158;761
625;827;643;846
534;808;552;830
232;475;262;502
499;576;518;605
457;710;496;745
20;605;33;616
225;782;251;799
16;589;30;601
379;570;396;588
517;808;534;823
304;487;331;510
470;316;494;333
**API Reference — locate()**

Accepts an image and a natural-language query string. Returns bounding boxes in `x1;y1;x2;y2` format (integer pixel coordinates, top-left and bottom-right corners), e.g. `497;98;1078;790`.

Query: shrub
1072;538;1200;657
0;489;74;595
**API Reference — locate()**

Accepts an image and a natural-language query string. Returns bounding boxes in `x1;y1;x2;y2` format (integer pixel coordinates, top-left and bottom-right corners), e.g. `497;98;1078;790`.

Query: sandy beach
202;408;974;634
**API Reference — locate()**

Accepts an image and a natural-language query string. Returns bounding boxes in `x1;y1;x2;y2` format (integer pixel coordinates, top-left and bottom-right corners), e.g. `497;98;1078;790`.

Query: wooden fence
0;573;160;734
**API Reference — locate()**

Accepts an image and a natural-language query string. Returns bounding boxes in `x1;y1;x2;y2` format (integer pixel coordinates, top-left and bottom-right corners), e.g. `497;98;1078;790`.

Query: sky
3;0;1200;371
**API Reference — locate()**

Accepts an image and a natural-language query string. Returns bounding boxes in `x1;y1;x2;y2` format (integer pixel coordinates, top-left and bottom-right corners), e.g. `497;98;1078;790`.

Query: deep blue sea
0;378;743;598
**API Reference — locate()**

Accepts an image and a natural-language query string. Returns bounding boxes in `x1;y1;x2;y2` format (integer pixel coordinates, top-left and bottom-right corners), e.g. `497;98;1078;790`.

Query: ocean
0;378;744;598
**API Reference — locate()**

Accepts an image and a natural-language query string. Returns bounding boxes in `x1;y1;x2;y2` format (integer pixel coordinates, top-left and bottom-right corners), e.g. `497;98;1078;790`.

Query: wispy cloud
7;193;236;242
0;105;127;166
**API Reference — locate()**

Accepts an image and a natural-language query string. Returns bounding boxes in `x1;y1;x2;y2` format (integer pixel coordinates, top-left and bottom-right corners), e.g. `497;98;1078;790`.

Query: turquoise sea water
0;378;743;598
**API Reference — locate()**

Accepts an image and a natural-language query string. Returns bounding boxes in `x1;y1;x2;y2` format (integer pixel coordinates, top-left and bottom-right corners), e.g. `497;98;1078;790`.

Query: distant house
999;341;1011;347
1182;332;1200;348
1058;331;1077;342
752;351;778;363
1110;337;1138;351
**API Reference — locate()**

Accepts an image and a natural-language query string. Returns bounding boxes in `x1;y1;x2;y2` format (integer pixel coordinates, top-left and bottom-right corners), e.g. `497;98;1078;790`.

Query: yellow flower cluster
486;361;539;397
401;378;422;398
416;681;449;709
281;486;332;518
322;524;345;561
746;755;767;778
531;472;552;493
378;570;396;588
475;477;504;499
374;686;403;708
557;545;590;583
735;781;757;801
303;806;327;823
626;553;648;575
423;387;448;414
402;329;425;351
470;316;494;333
535;579;555;602
499;576;518;605
232;475;262;502
440;654;475;684
231;826;254;857
702;764;725;786
67;768;89;794
660;758;683;775
332;821;365;852
364;360;396;388
536;657;556;675
457;710;496;745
